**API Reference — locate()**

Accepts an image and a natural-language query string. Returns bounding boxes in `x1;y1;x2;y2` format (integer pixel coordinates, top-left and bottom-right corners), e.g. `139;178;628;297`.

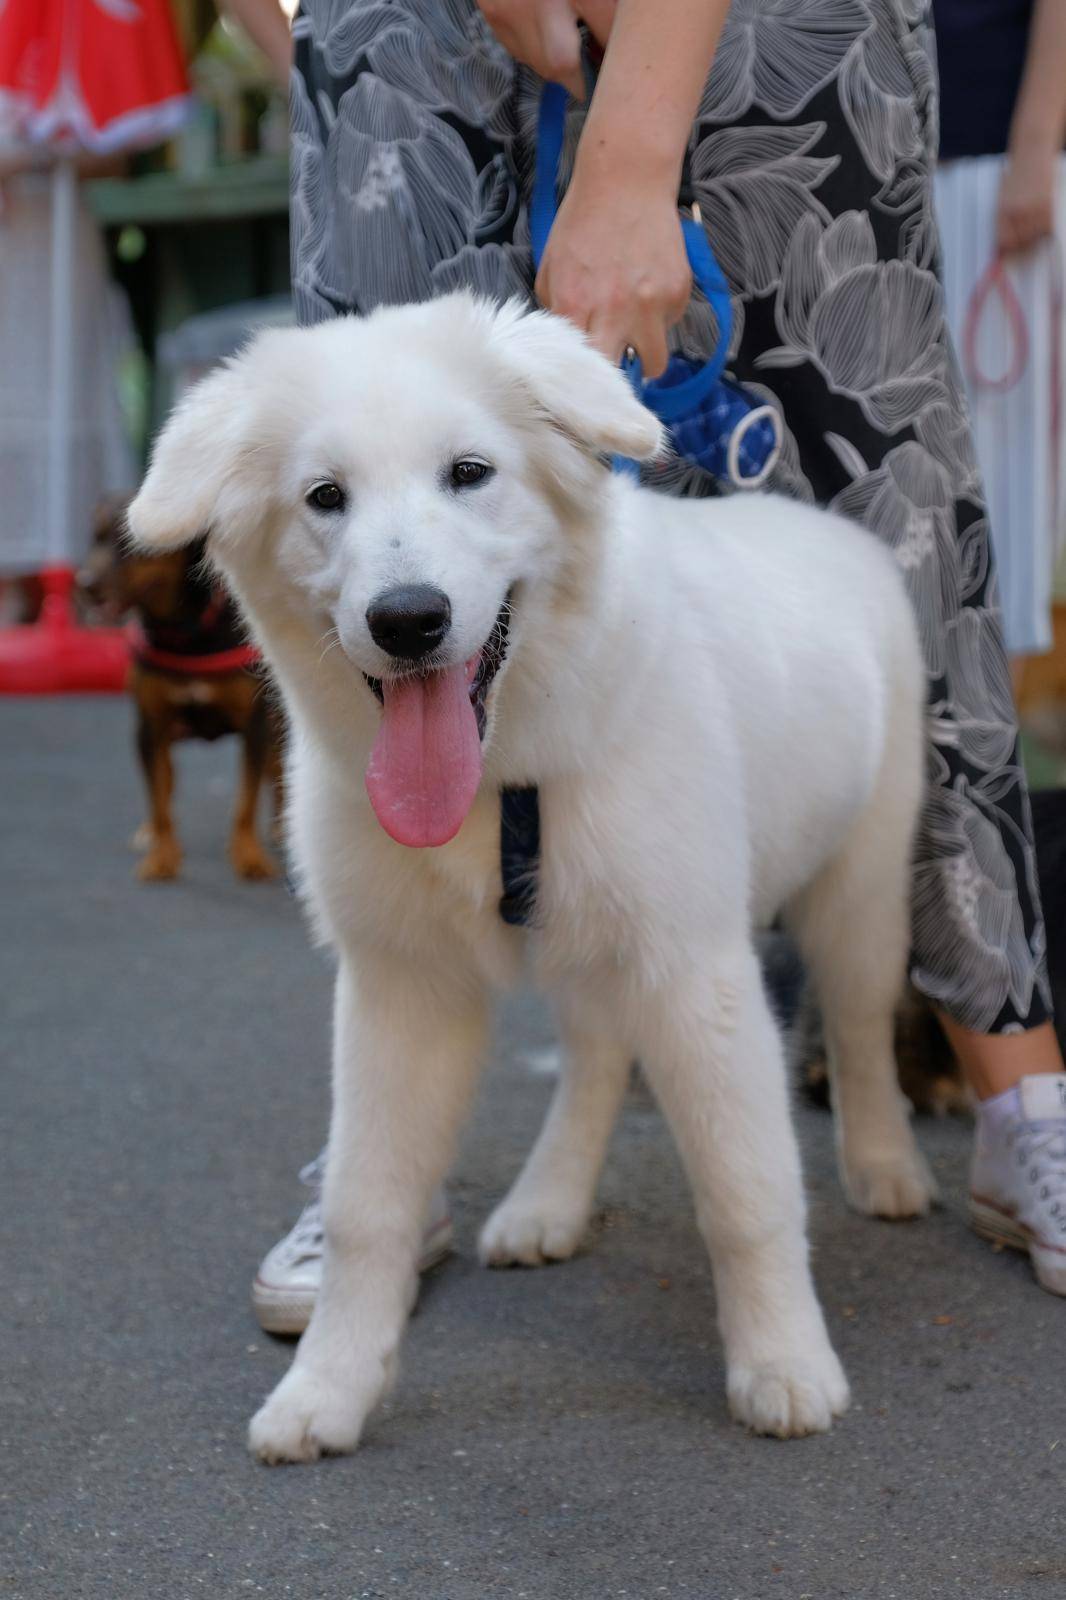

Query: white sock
977;1074;1066;1136
976;1083;1021;1139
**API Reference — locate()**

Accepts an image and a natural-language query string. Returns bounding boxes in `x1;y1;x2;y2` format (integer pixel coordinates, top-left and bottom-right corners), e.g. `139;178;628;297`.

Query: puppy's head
128;293;663;847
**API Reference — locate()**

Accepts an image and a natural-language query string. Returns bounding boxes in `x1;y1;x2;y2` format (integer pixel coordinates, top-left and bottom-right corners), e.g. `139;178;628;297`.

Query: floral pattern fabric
291;0;1050;1034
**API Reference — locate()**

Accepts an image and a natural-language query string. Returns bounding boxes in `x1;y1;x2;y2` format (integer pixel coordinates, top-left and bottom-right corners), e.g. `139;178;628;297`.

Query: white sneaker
970;1073;1066;1297
252;1155;454;1334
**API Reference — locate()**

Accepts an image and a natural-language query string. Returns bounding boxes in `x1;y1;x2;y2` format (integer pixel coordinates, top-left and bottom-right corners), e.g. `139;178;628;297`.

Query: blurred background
1;0;1064;774
0;0;290;648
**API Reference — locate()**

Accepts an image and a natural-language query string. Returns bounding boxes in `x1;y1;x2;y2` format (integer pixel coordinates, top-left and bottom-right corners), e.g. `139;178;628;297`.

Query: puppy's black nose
366;584;452;660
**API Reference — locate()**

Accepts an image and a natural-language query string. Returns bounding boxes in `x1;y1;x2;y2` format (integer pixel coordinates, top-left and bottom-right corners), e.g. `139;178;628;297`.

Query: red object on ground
0;570;128;694
0;0;190;153
0;0;189;693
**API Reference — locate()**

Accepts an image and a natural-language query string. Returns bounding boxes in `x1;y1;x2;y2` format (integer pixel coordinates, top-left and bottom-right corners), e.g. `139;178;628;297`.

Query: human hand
535;165;691;377
477;0;586;96
477;0;617;86
996;141;1058;256
480;0;688;374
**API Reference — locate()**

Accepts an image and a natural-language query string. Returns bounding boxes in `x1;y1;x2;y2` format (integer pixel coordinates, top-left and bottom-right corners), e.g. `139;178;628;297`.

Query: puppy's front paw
842;1145;938;1219
727;1343;850;1439
248;1361;384;1465
479;1193;589;1267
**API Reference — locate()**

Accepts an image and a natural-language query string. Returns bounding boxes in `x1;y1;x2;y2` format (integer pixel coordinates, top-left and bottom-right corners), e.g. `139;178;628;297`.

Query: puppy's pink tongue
365;664;482;847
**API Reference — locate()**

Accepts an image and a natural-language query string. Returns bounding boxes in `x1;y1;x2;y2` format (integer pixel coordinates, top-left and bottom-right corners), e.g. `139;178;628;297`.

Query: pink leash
962;246;1063;510
962;257;1029;394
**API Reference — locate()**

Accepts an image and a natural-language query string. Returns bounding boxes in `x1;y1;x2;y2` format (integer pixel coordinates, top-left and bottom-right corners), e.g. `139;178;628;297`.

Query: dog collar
127;619;261;677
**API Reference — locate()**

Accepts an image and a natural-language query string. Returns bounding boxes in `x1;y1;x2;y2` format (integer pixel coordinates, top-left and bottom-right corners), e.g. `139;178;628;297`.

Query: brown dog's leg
231;694;278;881
136;715;182;881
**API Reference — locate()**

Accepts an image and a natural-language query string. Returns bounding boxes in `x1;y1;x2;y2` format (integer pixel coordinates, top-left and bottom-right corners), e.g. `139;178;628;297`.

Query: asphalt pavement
3;697;1065;1600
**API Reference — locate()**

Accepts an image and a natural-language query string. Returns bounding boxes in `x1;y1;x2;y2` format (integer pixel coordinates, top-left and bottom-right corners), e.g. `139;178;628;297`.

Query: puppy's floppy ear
127;358;259;551
491;302;666;462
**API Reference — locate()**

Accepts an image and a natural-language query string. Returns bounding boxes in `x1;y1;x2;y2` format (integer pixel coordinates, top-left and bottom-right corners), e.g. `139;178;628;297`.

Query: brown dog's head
81;497;207;625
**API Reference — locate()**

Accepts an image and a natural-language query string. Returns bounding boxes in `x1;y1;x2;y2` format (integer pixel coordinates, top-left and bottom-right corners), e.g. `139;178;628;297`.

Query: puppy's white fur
130;294;932;1462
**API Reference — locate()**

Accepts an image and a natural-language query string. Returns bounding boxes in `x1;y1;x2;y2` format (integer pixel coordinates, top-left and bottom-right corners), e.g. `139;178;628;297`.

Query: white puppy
129;293;934;1463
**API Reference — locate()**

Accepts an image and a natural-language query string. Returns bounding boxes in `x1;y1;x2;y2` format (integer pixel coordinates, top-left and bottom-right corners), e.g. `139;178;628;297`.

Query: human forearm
482;0;733;372
1008;0;1066;154
534;0;729;371
996;0;1066;254
573;0;732;191
220;0;292;87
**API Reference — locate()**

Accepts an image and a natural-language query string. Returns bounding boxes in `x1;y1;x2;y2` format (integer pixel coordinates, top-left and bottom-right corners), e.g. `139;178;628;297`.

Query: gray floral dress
290;0;1050;1035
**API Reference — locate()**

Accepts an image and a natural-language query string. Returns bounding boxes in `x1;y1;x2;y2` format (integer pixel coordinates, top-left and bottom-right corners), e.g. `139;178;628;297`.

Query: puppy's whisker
317;627;342;670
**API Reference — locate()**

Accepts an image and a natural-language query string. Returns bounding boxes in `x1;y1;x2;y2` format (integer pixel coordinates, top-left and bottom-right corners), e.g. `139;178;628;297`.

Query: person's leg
963;1032;1066;1297
937;1016;1063;1101
686;6;1065;1287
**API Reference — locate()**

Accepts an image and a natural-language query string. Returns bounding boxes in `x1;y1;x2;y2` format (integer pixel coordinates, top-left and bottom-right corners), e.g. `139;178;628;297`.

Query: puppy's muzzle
366;583;451;662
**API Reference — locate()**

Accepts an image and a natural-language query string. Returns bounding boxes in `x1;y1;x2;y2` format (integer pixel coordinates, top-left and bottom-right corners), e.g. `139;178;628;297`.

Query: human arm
477;0;731;375
219;0;293;88
996;0;1066;256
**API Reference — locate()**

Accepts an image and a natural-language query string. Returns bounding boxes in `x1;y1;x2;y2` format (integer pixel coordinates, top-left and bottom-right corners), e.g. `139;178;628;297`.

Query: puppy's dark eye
450;459;492;489
307;481;345;512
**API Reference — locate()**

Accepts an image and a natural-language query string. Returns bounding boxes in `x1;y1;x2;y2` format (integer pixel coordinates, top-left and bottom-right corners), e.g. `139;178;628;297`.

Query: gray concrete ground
3;698;1066;1600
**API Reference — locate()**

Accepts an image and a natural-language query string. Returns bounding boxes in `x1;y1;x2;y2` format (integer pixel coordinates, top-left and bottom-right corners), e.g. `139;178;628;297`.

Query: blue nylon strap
530;81;569;270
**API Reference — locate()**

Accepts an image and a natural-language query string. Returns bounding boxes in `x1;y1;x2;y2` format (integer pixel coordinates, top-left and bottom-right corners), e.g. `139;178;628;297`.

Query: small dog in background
794;787;1066;1114
83;498;283;883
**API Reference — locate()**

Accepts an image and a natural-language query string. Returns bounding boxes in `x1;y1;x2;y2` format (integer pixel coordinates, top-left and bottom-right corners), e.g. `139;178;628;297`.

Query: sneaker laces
1014;1121;1066;1234
275;1155;325;1265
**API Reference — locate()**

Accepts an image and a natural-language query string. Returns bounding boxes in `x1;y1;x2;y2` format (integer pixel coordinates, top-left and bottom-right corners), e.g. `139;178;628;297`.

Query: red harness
128;588;260;676
128;624;261;675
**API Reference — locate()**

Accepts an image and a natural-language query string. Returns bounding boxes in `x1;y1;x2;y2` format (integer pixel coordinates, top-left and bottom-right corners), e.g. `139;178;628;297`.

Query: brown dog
84;502;282;883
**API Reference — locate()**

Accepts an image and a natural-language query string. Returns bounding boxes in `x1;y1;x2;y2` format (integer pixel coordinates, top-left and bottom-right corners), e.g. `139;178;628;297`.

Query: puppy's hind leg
249;954;488;1464
786;764;936;1219
479;992;630;1266
635;944;849;1438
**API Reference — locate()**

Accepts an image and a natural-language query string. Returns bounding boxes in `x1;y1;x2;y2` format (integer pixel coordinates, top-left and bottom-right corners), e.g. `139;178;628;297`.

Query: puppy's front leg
249;954;487;1464
635;943;849;1439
